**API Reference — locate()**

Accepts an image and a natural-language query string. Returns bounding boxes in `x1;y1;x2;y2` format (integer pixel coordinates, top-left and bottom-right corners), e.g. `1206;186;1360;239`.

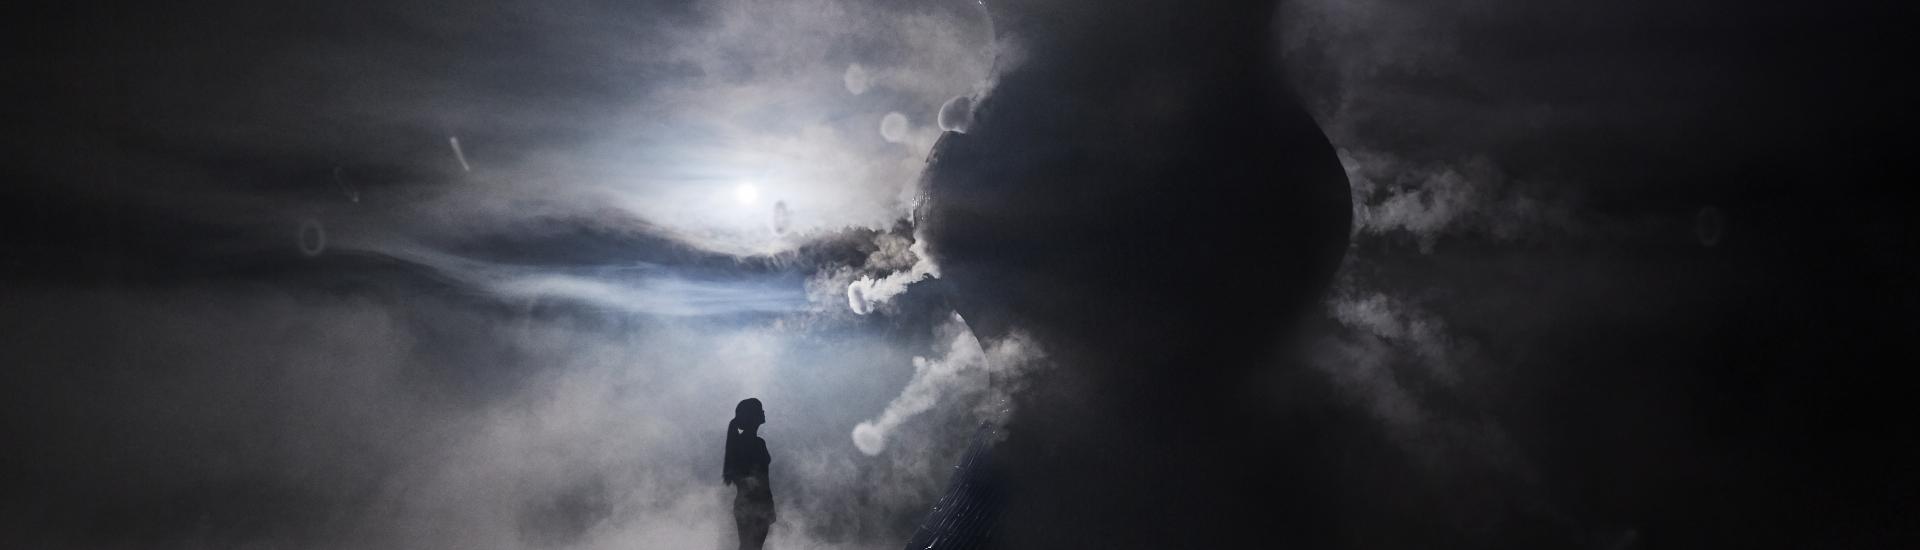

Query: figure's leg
735;511;752;550
739;517;769;550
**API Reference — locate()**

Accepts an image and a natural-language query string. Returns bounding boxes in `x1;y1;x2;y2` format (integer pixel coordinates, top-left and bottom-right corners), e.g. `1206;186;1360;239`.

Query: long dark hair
723;398;762;485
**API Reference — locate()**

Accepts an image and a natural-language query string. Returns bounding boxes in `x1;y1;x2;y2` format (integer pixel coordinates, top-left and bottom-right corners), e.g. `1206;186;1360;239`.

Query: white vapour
1341;150;1575;252
1331;291;1461;386
844;63;873;95
845;266;932;315
448;136;471;172
328;239;810;317
1314;272;1491;452
845;233;941;315
1312;283;1551;533
356;0;992;258
493;273;805;317
3;279;1007;548
853;316;1042;456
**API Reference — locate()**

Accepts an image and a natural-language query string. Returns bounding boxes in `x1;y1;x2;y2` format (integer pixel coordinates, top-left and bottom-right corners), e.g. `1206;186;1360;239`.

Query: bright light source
733;183;760;204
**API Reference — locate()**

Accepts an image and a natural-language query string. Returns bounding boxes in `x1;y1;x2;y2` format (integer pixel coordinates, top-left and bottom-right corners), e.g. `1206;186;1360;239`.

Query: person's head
734;398;765;432
724;398;767;485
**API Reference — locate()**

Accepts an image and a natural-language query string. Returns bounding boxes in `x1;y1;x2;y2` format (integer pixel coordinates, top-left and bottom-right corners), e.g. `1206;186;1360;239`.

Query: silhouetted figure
723;398;774;550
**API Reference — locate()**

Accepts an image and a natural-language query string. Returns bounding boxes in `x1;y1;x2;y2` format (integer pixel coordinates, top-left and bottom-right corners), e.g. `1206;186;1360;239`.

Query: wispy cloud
852;314;1043;455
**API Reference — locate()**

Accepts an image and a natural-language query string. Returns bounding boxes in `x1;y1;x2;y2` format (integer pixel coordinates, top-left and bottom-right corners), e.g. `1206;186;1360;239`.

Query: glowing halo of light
843;63;873;95
880;112;911;143
847;282;870;315
770;200;792;236
297;218;327;257
938;95;974;133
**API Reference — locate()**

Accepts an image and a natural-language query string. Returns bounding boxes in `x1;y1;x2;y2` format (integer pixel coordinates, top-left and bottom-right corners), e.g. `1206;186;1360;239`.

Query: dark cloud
910;0;1355;546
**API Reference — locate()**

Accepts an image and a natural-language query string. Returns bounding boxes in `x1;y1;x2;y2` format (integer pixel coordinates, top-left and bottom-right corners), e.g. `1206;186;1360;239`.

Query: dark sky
1277;1;1917;546
2;0;1916;548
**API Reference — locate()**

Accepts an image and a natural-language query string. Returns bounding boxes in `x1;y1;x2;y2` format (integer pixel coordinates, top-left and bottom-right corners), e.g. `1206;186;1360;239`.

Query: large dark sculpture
908;0;1352;547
